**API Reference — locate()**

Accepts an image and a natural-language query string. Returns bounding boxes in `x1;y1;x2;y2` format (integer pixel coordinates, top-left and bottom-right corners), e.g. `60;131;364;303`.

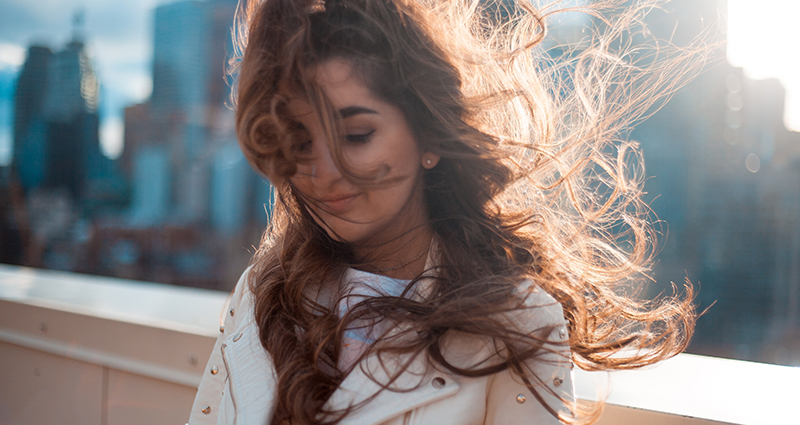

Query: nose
308;139;343;188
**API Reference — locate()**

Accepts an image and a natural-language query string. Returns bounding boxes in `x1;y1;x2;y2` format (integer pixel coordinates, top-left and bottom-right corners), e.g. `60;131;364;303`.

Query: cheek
385;135;423;173
343;147;421;183
288;177;310;198
369;166;425;216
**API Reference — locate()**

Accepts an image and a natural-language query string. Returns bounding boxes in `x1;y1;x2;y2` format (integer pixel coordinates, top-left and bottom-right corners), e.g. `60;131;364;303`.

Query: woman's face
287;59;439;247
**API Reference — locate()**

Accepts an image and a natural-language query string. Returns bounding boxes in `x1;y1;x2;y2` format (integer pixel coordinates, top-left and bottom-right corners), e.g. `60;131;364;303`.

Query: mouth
316;193;361;212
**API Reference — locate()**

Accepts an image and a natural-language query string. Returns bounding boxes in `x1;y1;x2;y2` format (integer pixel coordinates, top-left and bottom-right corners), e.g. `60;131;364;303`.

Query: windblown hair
231;0;709;424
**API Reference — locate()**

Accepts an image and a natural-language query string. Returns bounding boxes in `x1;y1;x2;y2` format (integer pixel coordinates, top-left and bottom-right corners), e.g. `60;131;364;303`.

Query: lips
317;193;361;213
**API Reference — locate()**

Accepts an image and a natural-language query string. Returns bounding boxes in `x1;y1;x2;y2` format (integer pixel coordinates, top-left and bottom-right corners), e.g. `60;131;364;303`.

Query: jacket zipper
220;343;239;421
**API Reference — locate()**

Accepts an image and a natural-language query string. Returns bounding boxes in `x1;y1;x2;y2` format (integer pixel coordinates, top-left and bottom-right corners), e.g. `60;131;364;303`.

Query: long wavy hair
231;0;710;423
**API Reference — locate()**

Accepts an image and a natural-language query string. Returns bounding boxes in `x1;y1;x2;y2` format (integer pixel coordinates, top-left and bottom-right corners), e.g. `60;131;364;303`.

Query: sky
0;0;798;166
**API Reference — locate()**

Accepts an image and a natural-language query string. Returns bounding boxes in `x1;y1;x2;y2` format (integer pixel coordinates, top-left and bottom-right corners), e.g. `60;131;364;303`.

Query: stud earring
425;158;432;166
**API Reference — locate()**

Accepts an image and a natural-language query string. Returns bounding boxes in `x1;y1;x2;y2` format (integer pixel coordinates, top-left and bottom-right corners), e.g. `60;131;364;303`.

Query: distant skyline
1;0;799;166
0;0;159;165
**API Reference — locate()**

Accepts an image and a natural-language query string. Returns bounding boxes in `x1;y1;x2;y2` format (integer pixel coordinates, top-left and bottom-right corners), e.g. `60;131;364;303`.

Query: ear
421;152;441;169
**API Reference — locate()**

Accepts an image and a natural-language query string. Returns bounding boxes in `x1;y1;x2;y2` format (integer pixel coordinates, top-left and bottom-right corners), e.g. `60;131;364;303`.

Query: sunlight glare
727;0;800;131
100;118;124;159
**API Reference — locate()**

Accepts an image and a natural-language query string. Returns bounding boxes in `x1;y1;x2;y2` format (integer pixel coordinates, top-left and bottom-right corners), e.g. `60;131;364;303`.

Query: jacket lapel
222;314;278;425
226;328;460;425
326;351;460;425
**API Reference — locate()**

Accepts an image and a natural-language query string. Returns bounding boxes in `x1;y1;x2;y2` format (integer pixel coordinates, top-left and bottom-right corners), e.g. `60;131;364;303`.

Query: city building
7;13;128;271
12;45;52;191
109;0;268;288
12;14;107;203
126;0;261;227
630;0;800;363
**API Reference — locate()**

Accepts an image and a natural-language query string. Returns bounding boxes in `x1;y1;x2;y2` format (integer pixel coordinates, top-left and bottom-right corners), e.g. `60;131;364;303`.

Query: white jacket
188;270;575;425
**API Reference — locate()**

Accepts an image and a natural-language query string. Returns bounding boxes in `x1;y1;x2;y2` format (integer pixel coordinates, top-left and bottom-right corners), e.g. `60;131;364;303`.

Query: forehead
285;59;381;118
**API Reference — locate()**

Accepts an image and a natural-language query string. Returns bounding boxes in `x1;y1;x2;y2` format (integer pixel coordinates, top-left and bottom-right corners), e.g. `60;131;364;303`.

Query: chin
317;220;367;244
325;229;369;245
312;212;385;246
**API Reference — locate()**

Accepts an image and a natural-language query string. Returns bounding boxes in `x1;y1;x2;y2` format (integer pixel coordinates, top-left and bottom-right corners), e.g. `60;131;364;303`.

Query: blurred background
0;0;272;291
0;0;798;367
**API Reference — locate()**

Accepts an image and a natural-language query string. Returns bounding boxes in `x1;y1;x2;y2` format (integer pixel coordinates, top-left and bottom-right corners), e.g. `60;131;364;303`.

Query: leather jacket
189;270;574;425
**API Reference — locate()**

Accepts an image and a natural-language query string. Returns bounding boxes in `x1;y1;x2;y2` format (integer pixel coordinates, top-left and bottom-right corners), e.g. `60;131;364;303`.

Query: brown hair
232;0;710;423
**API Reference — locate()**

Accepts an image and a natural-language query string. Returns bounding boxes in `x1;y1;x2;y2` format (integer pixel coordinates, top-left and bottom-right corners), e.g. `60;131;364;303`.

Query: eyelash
346;130;375;144
293;130;375;152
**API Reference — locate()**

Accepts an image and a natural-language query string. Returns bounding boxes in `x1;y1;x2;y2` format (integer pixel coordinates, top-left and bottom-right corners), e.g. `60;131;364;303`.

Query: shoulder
506;279;568;335
220;266;258;332
438;280;568;365
484;280;574;424
230;266;254;312
412;280;574;425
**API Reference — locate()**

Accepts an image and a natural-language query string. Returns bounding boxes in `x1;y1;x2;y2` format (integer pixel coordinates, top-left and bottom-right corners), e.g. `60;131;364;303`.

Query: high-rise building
12;11;103;202
12;46;52;190
630;0;800;363
151;1;212;124
48;36;99;200
210;142;251;235
129;145;171;225
44;36;102;201
127;0;259;227
42;39;100;121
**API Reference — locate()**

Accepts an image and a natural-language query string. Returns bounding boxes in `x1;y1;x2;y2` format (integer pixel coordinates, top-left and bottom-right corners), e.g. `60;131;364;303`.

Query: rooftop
1;264;797;425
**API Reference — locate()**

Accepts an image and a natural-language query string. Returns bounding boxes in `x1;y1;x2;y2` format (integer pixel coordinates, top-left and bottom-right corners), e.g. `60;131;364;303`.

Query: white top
335;269;411;370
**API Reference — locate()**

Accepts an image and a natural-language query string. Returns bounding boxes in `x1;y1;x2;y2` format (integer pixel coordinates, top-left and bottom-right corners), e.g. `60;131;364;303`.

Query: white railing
0;264;797;425
0;264;227;425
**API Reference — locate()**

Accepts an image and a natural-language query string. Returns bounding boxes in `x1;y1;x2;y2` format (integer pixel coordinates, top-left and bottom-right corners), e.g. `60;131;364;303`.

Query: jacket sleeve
484;282;575;425
187;268;252;425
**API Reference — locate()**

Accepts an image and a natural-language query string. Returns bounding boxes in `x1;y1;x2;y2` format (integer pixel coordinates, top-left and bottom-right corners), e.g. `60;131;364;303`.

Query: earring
423;154;439;169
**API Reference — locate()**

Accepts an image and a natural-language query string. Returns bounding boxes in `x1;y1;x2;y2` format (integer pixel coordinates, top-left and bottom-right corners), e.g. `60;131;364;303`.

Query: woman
190;0;704;424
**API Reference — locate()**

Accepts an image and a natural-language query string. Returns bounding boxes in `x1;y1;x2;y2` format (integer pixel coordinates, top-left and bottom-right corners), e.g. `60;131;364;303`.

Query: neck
350;174;433;279
352;225;433;280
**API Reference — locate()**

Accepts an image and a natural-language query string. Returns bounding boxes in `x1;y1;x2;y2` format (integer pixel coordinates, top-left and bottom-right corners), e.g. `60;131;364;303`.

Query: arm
187;268;251;425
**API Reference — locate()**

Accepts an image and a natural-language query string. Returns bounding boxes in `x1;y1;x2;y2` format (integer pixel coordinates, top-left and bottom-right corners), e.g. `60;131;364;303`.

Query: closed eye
346;130;375;144
295;139;312;152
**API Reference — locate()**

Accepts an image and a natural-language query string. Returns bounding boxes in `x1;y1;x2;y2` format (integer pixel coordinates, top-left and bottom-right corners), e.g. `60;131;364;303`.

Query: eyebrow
339;106;378;119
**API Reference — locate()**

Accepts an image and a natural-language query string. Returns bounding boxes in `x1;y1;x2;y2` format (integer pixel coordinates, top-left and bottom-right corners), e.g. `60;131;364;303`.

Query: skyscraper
151;1;211;123
12;45;52;190
630;0;800;363
127;0;253;225
148;0;240;222
12;11;102;201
